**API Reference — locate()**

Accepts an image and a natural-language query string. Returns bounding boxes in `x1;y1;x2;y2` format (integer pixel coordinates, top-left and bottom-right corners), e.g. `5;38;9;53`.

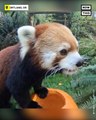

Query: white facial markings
17;26;36;60
59;51;82;70
42;51;56;69
41;43;70;69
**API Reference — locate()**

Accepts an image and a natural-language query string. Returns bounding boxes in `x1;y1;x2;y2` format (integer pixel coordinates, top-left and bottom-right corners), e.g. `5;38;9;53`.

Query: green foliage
0;12;29;50
32;13;72;27
32;14;54;25
70;12;96;40
79;38;96;65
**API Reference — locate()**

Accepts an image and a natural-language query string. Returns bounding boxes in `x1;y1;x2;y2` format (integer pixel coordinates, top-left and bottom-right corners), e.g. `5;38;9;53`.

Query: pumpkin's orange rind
32;88;78;109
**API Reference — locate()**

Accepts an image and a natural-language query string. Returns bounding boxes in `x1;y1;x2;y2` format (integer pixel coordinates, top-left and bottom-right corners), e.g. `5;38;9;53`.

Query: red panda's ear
35;24;49;38
17;24;48;59
17;26;36;59
18;26;36;45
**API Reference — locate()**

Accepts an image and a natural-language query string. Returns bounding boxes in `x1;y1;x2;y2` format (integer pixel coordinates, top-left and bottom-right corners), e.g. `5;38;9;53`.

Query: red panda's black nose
76;60;84;67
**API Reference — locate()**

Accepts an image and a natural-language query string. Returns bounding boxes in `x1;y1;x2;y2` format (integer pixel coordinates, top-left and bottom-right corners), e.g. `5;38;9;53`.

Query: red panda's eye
60;49;67;55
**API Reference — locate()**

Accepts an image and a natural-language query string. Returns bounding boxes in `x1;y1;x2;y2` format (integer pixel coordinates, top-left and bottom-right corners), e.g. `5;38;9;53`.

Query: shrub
0;12;29;50
70;12;96;40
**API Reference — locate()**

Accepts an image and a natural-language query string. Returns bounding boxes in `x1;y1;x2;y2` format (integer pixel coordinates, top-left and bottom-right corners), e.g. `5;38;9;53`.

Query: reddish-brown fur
35;23;77;51
0;23;77;92
0;44;19;91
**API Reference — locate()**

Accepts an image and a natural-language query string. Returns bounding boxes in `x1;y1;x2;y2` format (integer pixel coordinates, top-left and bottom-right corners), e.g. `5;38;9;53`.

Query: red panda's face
18;23;83;75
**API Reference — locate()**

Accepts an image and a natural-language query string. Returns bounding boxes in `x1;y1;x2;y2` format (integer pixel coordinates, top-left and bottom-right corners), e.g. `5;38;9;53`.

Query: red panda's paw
27;101;42;108
35;87;48;99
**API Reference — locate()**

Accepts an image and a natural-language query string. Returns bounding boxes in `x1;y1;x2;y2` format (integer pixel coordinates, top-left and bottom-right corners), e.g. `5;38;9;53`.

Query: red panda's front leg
11;91;41;108
6;80;41;108
33;78;48;99
34;86;48;99
5;62;42;108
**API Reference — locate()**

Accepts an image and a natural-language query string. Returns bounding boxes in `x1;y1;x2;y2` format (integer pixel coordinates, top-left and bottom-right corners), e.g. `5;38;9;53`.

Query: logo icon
4;5;10;11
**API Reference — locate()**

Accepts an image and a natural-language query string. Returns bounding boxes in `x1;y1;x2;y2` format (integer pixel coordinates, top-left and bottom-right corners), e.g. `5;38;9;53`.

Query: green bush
0;12;29;50
70;12;96;40
79;38;96;65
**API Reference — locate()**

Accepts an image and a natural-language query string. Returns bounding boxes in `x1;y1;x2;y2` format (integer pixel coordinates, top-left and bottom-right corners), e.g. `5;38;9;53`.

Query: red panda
0;23;84;108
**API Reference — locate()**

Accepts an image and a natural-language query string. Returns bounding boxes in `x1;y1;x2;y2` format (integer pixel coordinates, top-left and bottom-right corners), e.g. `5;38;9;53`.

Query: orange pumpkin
32;88;78;109
23;89;87;120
